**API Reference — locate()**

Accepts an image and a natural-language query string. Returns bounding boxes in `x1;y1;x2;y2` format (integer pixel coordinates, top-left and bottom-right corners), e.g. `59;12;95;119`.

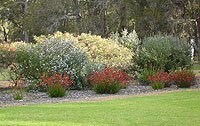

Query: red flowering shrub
170;70;195;88
148;72;170;83
42;74;73;88
41;73;73;97
148;72;170;89
88;68;131;94
41;73;73;89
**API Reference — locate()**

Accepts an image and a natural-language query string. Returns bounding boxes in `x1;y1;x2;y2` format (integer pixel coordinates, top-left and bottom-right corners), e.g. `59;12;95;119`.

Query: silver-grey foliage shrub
16;38;90;89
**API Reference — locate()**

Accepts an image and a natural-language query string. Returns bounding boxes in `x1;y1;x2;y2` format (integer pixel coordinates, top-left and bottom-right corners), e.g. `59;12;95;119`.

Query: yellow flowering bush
35;32;133;68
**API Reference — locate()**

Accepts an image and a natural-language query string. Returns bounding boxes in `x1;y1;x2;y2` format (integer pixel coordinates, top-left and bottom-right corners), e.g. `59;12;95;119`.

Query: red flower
88;68;131;86
170;70;195;84
148;72;170;83
41;73;73;89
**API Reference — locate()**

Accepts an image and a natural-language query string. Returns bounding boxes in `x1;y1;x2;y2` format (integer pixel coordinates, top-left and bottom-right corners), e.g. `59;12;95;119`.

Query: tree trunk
118;1;127;33
73;0;81;34
197;17;200;49
100;1;106;37
3;27;8;42
23;0;29;42
1;21;8;42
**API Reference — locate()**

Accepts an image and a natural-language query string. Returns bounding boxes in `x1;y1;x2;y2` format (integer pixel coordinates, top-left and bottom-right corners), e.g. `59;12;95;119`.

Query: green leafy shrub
13;89;24;100
15;43;43;80
48;84;66;98
88;68;131;94
134;35;191;73
35;32;133;68
93;81;122;94
170;70;195;88
151;82;165;90
137;68;156;84
15;38;89;89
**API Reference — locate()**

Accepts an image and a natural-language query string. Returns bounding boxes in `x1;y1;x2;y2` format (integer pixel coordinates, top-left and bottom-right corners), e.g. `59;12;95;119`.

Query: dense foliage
135;35;192;76
88;68;130;94
148;72;170;89
0;42;28;67
15;38;89;89
41;73;73;97
147;70;195;89
170;70;195;88
35;32;133;68
41;73;73;89
47;84;66;98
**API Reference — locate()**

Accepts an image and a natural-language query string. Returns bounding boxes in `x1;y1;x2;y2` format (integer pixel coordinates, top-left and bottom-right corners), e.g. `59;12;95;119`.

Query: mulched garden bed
0;83;200;108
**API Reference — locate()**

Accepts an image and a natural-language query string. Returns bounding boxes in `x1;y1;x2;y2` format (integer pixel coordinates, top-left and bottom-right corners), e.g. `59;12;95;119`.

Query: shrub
15;43;42;80
15;38;89;89
137;67;156;84
134;35;192;73
151;82;165;90
35;32;133;68
48;84;66;98
148;72;170;84
41;73;73;97
0;42;27;67
88;68;131;94
13;88;24;100
41;73;73;89
13;91;23;100
110;29;140;51
148;72;170;89
170;70;195;88
93;81;122;94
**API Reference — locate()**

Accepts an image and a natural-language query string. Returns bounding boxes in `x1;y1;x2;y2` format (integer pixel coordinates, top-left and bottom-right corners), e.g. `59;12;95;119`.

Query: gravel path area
0;83;200;108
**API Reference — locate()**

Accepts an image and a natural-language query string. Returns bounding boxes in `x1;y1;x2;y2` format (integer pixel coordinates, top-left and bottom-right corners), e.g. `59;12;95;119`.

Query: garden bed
1;83;200;108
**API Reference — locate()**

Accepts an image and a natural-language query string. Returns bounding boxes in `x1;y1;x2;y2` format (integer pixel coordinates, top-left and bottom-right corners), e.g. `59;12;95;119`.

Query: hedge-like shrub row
35;32;133;68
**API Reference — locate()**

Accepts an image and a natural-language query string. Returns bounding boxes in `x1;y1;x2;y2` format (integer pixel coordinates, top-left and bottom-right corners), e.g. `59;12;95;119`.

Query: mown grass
0;90;200;126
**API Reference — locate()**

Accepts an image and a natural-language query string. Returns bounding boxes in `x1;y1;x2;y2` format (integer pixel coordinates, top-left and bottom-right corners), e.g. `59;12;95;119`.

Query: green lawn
0;90;200;126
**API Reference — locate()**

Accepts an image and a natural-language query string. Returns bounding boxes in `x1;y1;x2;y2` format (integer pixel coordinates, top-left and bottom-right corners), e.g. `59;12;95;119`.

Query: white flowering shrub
35;32;133;68
16;38;90;89
110;29;140;51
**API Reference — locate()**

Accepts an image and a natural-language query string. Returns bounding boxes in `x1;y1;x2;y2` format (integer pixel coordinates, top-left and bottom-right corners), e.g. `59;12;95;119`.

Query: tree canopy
0;0;200;46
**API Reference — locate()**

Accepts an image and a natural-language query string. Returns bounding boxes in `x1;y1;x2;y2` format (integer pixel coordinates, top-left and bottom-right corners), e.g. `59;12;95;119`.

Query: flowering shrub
15;38;89;89
88;68;131;94
35;32;133;68
41;73;73;89
0;42;27;67
110;29;140;51
148;72;170;89
148;72;170;84
40;73;73;97
170;70;195;88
